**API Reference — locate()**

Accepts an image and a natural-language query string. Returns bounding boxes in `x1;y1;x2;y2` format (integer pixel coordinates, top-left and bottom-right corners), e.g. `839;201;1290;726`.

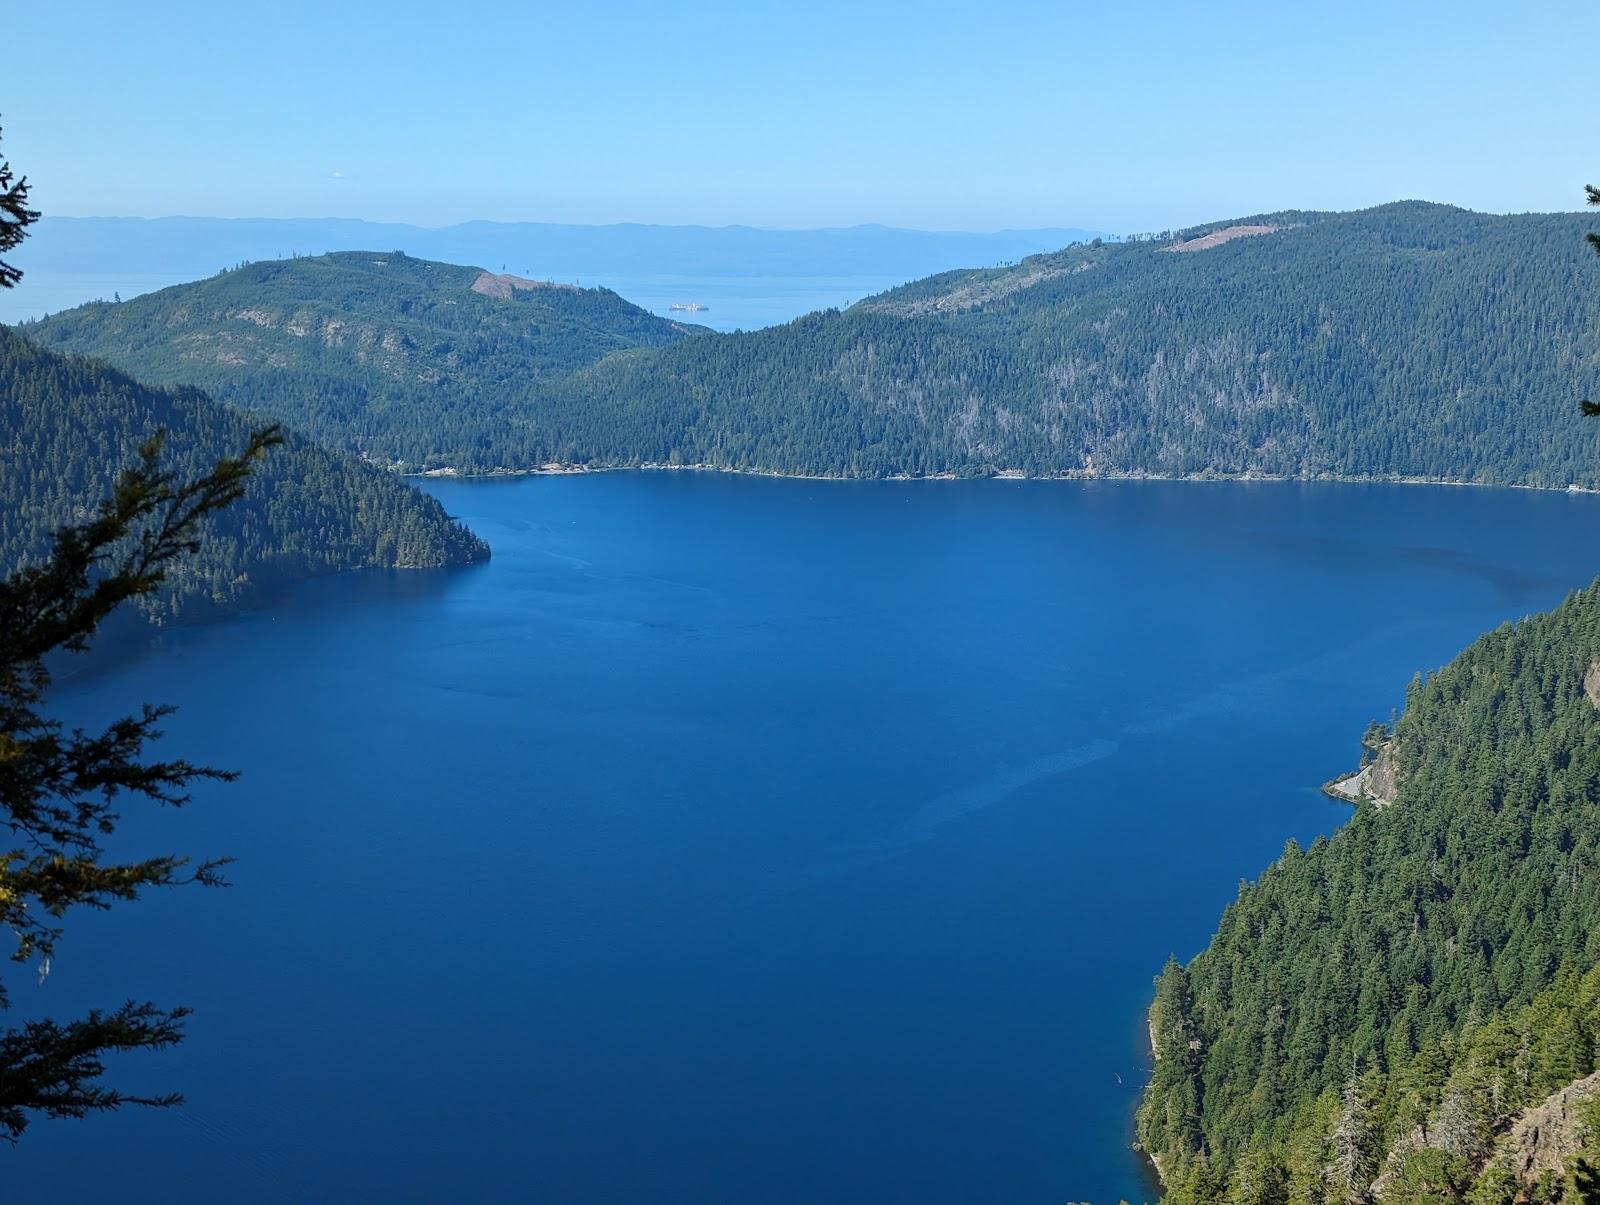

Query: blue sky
8;0;1594;233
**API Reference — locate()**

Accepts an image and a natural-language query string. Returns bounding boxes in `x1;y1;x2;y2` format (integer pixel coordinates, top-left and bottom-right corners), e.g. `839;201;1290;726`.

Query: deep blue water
13;475;1600;1203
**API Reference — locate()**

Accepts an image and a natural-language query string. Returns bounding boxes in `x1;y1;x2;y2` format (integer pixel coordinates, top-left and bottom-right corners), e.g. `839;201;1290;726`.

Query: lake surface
13;475;1600;1203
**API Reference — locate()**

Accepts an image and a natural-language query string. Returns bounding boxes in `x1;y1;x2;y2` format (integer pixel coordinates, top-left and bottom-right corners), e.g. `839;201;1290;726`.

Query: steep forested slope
539;203;1600;484
24;251;705;470
1140;583;1600;1201
28;204;1600;487
0;326;487;623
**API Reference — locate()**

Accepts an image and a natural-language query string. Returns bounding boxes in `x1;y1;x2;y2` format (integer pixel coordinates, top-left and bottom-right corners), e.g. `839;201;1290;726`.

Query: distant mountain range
11;216;1107;283
28;201;1600;487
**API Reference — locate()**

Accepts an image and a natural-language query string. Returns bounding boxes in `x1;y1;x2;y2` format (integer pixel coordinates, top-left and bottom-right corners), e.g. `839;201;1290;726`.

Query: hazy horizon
23;196;1596;239
0;216;1110;329
34;214;1109;236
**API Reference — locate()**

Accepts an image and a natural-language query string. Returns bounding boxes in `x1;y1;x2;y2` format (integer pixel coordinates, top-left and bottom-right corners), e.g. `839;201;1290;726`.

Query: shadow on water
1242;530;1585;603
52;559;487;687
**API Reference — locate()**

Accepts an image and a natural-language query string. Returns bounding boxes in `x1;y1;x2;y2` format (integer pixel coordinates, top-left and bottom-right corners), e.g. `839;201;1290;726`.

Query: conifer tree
0;117;281;1140
1430;1080;1490;1165
1582;182;1600;416
0;121;37;290
0;425;281;1139
1328;1071;1377;1202
1232;1149;1290;1205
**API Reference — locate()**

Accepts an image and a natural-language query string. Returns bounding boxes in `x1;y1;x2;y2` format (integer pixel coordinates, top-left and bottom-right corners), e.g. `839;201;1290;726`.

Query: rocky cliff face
1583;659;1600;709
1324;739;1400;807
1366;742;1400;807
1499;1071;1600;1185
1372;1072;1600;1199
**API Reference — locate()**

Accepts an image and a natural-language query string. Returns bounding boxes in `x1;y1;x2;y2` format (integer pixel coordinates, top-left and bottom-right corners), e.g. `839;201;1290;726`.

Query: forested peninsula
28;203;1600;488
1140;583;1600;1200
23;250;705;471
0;326;488;624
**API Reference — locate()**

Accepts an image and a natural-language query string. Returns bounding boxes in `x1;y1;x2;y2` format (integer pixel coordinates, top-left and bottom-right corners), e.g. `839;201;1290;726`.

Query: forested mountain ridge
536;202;1600;484
23;251;706;470
28;203;1600;487
1139;582;1600;1201
0;326;488;624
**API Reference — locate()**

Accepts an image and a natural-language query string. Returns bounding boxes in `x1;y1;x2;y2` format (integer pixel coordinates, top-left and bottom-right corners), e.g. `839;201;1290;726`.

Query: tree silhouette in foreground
0;427;281;1139
1581;183;1600;415
0;123;38;290
0;117;283;1139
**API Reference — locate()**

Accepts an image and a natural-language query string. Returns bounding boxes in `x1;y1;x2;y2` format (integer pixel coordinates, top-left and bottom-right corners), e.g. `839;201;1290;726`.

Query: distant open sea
0;269;911;331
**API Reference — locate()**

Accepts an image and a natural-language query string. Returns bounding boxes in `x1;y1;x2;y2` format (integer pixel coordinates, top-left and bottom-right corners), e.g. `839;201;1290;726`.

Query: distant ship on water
669;302;709;312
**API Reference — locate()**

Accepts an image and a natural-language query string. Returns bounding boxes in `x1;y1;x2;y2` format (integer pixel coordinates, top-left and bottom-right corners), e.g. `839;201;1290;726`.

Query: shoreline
406;461;1600;496
1322;766;1370;803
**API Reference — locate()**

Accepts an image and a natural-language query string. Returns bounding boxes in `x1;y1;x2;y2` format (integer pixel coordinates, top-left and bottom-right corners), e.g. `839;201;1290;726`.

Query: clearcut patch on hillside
470;271;581;299
1166;224;1280;252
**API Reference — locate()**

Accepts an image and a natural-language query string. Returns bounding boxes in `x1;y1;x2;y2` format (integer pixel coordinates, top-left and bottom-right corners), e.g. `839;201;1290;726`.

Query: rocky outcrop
1366;742;1400;807
1372;1073;1600;1199
1583;659;1600;708
1499;1071;1600;1183
1324;740;1400;808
